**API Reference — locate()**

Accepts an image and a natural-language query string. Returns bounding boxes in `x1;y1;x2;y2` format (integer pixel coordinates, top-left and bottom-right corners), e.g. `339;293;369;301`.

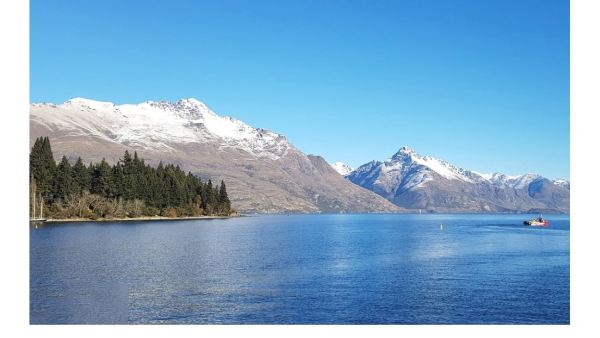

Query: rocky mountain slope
347;147;569;213
30;98;401;213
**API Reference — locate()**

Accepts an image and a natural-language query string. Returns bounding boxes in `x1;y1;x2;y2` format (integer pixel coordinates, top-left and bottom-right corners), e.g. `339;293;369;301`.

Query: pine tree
30;137;56;200
55;156;76;200
72;157;91;194
121;150;135;199
111;162;125;198
203;179;218;214
219;180;231;214
91;158;113;197
30;137;234;219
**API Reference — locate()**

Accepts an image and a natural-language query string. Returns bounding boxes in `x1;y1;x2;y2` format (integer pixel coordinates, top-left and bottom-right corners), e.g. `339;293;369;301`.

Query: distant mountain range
30;98;400;213
339;147;569;213
30;98;568;214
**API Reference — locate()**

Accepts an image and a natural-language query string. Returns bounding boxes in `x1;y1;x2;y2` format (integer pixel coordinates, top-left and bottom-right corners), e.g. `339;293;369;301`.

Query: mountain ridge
347;147;569;213
30;98;568;214
30;98;402;214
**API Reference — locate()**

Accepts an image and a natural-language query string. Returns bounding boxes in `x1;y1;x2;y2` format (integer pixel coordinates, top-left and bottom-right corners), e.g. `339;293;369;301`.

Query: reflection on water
30;214;570;324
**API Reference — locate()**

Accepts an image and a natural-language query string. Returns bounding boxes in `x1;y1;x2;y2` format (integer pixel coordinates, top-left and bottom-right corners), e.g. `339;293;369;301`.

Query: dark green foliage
54;156;76;200
218;180;231;213
29;137;232;219
91;158;113;197
29;137;56;200
72;157;91;194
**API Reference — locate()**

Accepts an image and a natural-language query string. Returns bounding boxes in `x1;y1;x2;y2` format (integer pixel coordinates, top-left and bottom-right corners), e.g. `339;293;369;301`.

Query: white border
3;0;600;336
0;0;30;334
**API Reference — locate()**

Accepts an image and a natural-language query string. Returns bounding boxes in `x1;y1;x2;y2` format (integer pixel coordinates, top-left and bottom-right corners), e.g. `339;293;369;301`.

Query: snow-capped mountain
474;172;544;189
552;178;570;190
347;147;569;213
329;162;353;176
30;98;401;213
31;98;292;160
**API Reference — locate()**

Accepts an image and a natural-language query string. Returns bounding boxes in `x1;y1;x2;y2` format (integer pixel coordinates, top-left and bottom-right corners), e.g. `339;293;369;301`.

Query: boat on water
524;215;549;227
30;193;47;224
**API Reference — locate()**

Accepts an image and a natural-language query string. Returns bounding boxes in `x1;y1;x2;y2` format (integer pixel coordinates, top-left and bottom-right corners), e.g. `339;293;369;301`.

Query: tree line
30;136;232;219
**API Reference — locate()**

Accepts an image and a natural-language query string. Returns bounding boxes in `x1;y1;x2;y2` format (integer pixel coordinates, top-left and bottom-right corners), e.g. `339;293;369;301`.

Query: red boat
524;215;549;227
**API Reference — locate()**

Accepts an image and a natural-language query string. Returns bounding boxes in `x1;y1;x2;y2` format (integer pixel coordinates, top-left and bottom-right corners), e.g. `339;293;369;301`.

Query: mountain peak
30;98;402;213
382;147;476;183
394;146;417;156
65;97;115;107
179;98;202;104
329;162;353;176
347;149;570;213
66;97;92;103
175;98;209;110
62;97;212;111
552;178;570;189
31;97;293;160
389;147;419;163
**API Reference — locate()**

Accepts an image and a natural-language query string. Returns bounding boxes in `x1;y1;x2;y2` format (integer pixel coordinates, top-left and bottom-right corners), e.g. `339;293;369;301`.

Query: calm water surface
30;214;569;324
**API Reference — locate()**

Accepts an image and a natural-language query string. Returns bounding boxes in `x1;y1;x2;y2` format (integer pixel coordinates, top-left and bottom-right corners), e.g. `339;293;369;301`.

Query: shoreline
33;212;569;224
39;215;236;224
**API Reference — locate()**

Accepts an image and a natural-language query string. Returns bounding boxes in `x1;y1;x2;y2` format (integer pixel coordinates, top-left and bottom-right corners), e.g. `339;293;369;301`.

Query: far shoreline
37;215;238;224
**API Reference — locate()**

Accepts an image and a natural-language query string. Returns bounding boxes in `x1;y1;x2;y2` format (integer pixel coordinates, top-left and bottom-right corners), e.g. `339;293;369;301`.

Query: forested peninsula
30;137;233;221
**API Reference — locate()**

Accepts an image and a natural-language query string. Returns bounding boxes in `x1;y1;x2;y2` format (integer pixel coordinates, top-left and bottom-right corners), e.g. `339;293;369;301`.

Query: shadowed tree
54;156;76;200
30;137;56;200
72;157;91;194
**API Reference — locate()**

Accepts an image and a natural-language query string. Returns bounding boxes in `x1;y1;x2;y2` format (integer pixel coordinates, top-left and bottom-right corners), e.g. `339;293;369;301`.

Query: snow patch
391;146;474;182
552;178;570;189
330;162;353;176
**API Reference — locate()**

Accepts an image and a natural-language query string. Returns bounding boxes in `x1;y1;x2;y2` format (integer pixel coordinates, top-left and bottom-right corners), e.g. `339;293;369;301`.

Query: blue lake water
30;214;570;324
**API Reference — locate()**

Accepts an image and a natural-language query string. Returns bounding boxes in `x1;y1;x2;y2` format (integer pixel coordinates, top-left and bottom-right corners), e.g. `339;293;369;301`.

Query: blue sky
30;0;569;179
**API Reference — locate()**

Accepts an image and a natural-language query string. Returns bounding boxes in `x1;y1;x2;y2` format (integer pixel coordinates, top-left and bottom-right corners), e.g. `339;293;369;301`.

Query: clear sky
30;0;569;179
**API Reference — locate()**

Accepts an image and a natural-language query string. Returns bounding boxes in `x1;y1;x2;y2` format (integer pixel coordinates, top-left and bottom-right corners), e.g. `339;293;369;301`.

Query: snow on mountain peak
30;98;292;160
347;147;569;213
330;162;353;176
471;171;543;189
65;97;115;109
174;98;211;112
552;178;570;189
512;173;541;189
393;146;417;158
179;97;203;105
387;146;473;182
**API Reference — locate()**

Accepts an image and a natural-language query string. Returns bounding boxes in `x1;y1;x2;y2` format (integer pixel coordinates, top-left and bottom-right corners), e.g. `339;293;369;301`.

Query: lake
30;214;570;324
